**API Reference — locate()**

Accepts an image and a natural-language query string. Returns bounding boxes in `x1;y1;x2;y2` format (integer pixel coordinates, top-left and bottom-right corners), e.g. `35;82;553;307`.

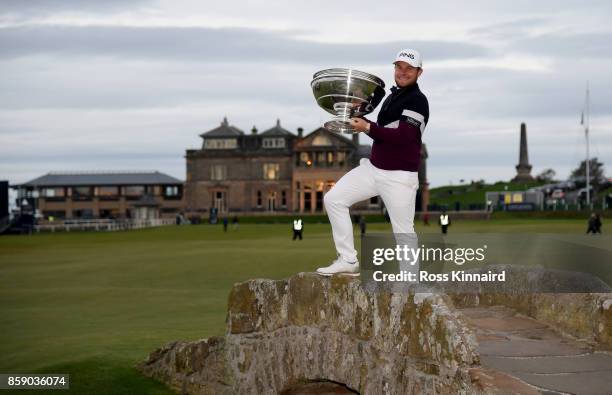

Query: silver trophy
311;68;386;134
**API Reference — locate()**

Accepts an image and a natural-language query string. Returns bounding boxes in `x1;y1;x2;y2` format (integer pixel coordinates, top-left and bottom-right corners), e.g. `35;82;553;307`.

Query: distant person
586;212;602;234
232;215;239;231
292;218;303;240
222;216;228;232
439;210;451;234
359;215;367;236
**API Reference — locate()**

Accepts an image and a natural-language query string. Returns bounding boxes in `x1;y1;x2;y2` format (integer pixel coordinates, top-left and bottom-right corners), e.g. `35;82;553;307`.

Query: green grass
490;210;610;220
0;219;595;393
429;180;547;208
429;181;612;209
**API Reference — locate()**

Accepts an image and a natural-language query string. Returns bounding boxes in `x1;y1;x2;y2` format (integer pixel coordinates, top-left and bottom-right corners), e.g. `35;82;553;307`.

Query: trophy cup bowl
311;68;386;134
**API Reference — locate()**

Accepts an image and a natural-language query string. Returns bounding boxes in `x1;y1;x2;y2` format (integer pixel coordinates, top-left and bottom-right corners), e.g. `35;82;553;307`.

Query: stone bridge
137;272;612;394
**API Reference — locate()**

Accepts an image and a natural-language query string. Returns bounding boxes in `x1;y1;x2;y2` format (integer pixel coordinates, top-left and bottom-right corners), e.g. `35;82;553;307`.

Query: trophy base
324;118;358;134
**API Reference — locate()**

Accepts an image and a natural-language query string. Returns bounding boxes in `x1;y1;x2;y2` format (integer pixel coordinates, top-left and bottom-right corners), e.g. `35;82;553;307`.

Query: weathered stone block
138;273;480;394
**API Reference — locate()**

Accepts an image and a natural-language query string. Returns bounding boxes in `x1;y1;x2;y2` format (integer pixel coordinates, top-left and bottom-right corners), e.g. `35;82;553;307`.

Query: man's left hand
350;118;370;132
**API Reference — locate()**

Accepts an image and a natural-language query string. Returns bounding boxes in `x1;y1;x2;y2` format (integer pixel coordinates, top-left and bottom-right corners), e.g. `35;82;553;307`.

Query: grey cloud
513;32;612;59
0;59;316;109
0;0;151;18
4;53;612;119
0;151;180;161
469;17;550;40
426;63;612;118
0;25;490;64
468;13;612;60
0;24;490;111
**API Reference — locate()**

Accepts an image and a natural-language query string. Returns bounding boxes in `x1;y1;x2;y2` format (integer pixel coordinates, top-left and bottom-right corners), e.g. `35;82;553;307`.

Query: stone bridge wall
138;273;481;394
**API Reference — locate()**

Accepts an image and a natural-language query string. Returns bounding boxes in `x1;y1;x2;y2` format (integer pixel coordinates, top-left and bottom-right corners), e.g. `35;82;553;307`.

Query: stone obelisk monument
512;122;534;182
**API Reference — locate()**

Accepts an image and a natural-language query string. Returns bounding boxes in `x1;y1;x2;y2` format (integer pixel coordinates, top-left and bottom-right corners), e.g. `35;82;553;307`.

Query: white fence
34;218;175;233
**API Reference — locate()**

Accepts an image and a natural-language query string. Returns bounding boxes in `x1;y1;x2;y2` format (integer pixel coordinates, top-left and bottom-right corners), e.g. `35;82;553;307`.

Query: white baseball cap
393;48;422;68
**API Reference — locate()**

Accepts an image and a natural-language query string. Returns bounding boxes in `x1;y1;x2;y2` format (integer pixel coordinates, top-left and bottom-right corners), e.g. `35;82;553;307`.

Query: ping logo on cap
394;48;422;67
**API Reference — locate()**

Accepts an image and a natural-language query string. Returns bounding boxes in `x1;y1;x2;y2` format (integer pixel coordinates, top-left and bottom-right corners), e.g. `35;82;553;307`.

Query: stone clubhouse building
183;117;429;218
13;117;429;220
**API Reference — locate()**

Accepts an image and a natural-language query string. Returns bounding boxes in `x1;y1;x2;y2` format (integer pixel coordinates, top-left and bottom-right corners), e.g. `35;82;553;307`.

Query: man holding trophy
315;49;429;276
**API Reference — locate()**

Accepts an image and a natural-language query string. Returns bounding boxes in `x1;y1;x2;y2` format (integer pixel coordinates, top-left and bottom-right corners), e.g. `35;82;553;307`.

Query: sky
1;0;611;190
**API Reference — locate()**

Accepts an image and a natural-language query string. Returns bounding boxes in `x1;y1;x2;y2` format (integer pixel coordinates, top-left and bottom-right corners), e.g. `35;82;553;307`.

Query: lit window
263;163;280;180
337;151;346;166
300;152;312;167
312;135;332;146
317;152;325;165
98;186;119;196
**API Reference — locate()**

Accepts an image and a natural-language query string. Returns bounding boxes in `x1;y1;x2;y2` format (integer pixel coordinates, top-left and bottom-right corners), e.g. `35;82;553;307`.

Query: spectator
439;210;451;234
587;212;602;234
292;218;303;240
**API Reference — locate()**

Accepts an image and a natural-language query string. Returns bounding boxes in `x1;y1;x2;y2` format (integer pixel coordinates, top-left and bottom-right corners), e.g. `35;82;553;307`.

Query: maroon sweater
364;83;429;172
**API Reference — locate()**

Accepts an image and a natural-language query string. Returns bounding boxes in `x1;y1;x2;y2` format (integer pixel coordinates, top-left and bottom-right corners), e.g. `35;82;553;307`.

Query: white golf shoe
316;255;360;277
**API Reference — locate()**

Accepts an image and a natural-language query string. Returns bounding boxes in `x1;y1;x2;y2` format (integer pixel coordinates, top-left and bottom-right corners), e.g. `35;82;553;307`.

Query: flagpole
585;81;590;207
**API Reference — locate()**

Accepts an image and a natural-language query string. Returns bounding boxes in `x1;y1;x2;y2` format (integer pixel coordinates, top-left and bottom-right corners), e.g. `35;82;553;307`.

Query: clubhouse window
204;138;237;149
262;138;285;148
72;186;92;200
263;163;280;180
211;165;227;181
124;186;145;199
299;152;312;167
98;186;119;200
164;186;181;198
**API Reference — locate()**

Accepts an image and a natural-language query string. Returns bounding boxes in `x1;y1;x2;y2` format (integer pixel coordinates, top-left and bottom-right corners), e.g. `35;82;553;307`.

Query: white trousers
324;158;419;264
